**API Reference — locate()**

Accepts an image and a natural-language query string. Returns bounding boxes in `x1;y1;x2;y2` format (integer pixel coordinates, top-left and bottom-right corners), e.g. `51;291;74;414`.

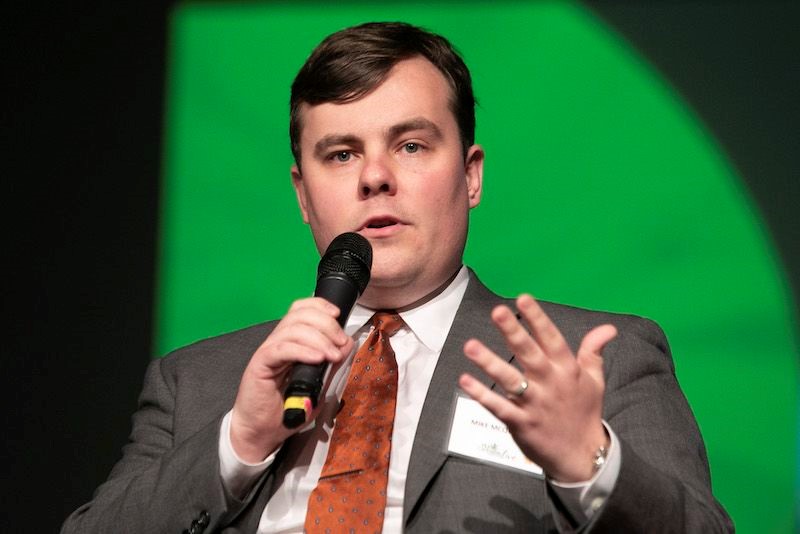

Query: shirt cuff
219;410;279;500
547;421;621;524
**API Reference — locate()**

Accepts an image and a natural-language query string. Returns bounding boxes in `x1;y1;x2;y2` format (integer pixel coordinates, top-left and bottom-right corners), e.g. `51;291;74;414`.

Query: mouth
358;215;404;235
361;216;400;229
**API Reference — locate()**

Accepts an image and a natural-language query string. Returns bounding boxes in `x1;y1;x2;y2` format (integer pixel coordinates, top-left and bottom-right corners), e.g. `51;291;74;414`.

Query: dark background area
4;2;797;532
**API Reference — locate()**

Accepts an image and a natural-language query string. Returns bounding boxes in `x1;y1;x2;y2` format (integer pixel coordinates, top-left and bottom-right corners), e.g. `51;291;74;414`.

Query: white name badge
446;393;543;477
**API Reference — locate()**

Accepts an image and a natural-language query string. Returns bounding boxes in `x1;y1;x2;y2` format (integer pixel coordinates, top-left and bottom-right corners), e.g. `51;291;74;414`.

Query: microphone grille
317;232;373;294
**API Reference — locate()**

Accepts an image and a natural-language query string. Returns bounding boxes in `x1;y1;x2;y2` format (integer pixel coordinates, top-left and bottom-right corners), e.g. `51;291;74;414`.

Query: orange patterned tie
304;311;403;534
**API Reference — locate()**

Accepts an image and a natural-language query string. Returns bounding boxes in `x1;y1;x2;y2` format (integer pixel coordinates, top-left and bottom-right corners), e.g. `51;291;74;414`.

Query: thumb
576;324;617;384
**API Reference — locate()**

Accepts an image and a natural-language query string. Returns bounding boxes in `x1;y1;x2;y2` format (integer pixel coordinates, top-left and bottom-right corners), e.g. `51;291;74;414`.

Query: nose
358;155;396;199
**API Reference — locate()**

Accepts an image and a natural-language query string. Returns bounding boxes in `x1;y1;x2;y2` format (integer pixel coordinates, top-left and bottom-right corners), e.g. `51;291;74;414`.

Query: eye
333;151;351;162
403;143;420;154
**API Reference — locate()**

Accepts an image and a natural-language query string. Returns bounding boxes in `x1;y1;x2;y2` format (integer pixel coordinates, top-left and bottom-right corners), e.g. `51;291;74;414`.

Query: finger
261;323;347;368
516;294;572;362
464;339;533;399
576;324;617;384
294;321;352;359
287;296;342;317
261;339;330;368
458;372;526;424
279;306;350;348
286;296;344;318
489;305;548;374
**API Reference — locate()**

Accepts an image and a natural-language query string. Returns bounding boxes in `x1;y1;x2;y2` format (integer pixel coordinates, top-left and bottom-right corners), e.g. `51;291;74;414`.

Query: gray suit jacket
62;272;733;533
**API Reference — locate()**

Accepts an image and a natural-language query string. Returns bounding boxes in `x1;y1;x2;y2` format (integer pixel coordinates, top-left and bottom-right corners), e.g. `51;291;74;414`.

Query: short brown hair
289;22;476;164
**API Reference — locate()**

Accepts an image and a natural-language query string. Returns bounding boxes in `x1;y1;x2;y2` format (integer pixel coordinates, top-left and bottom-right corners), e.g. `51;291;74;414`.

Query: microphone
282;232;372;429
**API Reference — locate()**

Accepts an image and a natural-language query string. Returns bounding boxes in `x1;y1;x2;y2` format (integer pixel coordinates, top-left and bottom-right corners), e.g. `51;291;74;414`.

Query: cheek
308;194;367;246
306;184;346;220
417;175;469;217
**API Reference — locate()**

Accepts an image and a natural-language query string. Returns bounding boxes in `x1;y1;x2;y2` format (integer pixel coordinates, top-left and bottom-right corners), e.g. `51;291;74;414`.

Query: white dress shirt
219;266;620;531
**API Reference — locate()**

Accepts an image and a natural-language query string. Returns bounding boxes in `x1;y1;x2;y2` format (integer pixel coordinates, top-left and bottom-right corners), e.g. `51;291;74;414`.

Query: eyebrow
387;117;443;141
313;134;362;159
312;117;444;160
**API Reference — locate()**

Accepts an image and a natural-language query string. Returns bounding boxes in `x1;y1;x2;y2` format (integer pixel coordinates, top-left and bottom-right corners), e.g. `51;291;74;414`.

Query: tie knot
371;311;403;337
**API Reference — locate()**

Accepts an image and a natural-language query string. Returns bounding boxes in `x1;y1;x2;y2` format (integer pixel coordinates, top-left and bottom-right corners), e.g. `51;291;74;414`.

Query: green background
156;2;798;532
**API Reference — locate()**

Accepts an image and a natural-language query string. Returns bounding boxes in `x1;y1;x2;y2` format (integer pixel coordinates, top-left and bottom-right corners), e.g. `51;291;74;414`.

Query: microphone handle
282;274;360;428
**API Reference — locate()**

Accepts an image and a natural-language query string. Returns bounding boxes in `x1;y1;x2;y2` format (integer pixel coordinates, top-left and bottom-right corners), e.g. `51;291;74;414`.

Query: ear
464;145;484;209
291;164;310;224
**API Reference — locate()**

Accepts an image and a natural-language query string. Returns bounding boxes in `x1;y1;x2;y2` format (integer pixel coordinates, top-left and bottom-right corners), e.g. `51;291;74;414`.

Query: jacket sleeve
60;356;261;534
579;316;734;533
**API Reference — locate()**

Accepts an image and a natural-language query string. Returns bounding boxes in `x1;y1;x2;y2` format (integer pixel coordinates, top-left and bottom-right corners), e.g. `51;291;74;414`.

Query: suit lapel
403;271;513;525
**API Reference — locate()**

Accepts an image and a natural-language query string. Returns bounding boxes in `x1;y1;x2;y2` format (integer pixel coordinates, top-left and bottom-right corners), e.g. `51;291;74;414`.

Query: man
63;22;733;533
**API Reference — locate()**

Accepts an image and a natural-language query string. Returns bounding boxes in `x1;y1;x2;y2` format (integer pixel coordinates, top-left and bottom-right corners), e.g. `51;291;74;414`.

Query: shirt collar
346;265;470;352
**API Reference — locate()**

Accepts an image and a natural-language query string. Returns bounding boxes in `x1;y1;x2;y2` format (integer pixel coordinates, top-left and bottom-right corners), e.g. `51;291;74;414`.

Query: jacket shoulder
157;320;280;375
541;301;665;338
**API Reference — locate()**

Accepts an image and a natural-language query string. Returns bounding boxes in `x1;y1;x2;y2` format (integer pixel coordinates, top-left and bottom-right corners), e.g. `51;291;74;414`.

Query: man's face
292;56;483;309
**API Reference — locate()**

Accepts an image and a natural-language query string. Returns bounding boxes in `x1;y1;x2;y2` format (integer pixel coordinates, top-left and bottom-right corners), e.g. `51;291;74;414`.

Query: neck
359;266;462;312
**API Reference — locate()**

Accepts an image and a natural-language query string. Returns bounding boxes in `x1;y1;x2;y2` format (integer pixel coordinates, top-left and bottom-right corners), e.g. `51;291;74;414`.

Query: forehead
298;57;458;144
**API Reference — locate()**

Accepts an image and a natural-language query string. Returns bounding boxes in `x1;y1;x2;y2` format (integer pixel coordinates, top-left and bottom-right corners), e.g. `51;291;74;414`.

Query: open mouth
362;216;400;230
367;219;397;229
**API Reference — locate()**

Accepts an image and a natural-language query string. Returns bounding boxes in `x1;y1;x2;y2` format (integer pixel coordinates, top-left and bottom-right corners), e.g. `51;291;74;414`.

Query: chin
368;253;418;281
367;270;413;291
